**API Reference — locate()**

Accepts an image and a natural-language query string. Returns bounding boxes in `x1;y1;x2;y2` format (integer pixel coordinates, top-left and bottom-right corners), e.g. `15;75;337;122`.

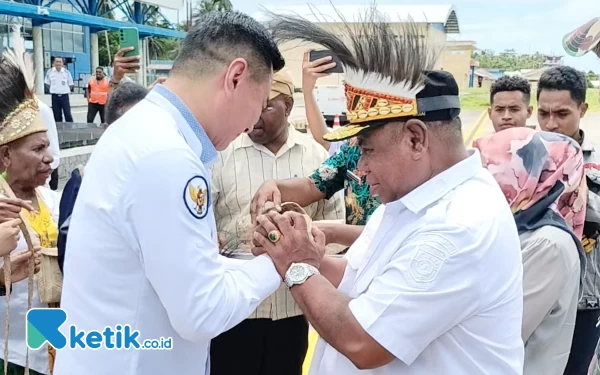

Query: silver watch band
285;263;320;288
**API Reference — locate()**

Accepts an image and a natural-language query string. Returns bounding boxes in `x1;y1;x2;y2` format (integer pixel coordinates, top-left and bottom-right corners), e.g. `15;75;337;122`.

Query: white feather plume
2;25;35;94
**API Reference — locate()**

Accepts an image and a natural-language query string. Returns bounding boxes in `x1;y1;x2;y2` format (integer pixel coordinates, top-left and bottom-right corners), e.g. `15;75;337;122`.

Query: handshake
250;202;326;278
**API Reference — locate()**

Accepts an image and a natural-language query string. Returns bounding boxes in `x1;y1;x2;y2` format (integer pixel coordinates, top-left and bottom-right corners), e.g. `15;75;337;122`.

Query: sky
216;0;600;73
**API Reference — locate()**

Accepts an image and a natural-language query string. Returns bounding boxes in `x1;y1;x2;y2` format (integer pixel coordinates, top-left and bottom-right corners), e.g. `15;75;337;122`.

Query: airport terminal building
0;0;184;93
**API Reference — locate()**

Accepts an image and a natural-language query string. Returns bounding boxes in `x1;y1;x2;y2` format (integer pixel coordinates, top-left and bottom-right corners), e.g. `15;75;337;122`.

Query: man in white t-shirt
253;12;524;375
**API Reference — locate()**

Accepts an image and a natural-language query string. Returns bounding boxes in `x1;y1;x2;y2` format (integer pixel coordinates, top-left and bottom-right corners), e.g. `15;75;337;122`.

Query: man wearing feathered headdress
251;6;525;374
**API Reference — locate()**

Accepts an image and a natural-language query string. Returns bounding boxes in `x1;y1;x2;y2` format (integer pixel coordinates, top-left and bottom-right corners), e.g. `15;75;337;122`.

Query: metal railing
56;122;107;149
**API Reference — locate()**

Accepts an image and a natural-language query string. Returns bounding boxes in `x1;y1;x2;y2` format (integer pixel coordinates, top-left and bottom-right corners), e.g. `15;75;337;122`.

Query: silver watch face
289;264;309;282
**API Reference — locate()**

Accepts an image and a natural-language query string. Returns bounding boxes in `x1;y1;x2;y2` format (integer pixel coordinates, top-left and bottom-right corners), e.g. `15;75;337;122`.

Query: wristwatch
284;263;320;289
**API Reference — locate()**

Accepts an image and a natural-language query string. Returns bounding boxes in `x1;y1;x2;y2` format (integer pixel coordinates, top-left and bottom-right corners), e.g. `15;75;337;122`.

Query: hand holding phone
308;50;343;74
303;50;342;91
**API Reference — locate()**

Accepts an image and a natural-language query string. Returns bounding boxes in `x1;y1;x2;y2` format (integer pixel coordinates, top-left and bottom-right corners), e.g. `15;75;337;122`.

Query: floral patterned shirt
309;138;380;225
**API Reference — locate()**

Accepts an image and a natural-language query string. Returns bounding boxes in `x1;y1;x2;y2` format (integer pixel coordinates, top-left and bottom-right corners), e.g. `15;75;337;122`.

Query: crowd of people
0;7;597;375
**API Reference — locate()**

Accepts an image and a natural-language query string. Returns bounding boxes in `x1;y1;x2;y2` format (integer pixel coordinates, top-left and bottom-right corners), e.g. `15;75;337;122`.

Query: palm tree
193;0;233;22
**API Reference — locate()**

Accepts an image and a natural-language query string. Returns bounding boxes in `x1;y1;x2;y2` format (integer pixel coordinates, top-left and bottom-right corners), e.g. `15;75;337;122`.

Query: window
41;21;84;53
43;28;51;50
63;31;74;52
73;33;84;53
51;29;62;51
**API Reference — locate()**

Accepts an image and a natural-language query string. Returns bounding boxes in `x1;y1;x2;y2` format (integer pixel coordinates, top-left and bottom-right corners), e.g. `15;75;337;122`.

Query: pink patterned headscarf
473;127;587;239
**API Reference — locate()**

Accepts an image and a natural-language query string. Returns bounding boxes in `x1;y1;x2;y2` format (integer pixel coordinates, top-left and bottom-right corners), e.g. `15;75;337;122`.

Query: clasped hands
252;210;326;278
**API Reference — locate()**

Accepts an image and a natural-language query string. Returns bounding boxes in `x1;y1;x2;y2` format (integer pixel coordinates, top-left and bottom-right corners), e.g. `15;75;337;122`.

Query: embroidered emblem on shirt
184;175;210;219
409;235;454;284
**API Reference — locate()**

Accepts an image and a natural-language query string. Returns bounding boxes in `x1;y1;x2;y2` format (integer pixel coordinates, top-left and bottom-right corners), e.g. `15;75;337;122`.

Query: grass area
460;88;600;112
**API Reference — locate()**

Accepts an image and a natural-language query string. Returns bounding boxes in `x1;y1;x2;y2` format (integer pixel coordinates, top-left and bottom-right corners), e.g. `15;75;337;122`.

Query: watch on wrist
284;263;320;289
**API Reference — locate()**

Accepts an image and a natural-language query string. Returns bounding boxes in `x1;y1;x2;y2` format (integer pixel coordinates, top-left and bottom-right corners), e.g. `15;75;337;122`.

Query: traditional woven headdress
265;5;458;141
0;25;43;375
0;25;46;147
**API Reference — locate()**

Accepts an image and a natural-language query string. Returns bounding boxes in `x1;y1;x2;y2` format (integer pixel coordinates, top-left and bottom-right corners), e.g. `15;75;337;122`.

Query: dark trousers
210;316;309;375
564;309;600;374
49;169;58;191
87;102;105;124
51;93;73;123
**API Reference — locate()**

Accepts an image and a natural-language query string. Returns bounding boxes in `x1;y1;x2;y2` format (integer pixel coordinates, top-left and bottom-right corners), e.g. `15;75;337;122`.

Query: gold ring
268;230;282;243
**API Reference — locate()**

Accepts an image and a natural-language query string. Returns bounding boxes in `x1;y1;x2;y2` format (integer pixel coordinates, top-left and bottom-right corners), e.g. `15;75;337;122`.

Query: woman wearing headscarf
0;27;62;375
474;127;587;375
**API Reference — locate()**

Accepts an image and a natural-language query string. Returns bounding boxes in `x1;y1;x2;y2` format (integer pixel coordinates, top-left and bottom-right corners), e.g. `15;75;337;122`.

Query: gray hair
105;82;149;125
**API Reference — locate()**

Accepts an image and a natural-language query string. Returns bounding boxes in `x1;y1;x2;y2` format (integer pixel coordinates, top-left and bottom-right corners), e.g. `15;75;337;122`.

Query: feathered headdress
0;25;43;375
264;4;459;141
0;25;46;146
563;17;600;57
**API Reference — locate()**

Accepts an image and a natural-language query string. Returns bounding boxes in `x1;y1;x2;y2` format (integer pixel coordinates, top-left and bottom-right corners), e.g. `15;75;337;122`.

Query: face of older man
357;120;433;204
53;58;63;71
248;94;292;146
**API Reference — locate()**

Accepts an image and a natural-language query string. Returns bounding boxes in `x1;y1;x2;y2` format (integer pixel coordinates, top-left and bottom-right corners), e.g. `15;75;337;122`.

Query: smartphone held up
309;50;344;74
119;27;140;58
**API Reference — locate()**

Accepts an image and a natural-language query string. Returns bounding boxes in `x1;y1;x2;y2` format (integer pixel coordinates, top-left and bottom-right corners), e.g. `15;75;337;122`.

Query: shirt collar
580;129;595;153
151;84;218;165
388;149;483;214
236;124;307;155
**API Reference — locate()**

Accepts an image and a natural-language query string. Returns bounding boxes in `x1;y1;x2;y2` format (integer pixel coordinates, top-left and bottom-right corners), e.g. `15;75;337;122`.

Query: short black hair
95;67;104;72
537;66;587;105
490;76;531;104
171;11;285;81
105;82;148;125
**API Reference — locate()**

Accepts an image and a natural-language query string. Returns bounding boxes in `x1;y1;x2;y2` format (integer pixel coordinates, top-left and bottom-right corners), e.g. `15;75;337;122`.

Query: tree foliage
472;49;546;71
97;0;237;66
194;0;233;22
98;30;120;66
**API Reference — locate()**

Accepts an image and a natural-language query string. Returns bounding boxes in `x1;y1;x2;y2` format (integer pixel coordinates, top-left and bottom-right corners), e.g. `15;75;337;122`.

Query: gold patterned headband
0;98;46;146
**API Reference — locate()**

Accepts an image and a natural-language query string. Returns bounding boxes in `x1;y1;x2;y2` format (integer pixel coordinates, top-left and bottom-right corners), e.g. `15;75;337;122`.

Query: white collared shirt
37;99;60;170
212;126;345;319
309;150;525;375
44;67;73;95
55;89;282;375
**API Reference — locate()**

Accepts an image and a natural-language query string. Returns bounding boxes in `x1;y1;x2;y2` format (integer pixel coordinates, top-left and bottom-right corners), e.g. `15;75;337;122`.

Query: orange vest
89;78;109;105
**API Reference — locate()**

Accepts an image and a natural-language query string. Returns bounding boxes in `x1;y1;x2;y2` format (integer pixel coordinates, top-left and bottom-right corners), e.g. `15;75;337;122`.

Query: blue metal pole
88;0;97;16
134;1;143;24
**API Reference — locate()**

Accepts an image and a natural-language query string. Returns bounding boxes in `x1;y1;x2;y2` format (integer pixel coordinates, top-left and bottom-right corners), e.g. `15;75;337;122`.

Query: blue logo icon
26;308;67;349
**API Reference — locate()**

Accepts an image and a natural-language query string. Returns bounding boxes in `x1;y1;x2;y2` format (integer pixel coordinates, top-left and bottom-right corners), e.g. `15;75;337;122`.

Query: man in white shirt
37;99;60;190
44;57;74;123
55;11;286;375
253;12;524;375
210;70;344;375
